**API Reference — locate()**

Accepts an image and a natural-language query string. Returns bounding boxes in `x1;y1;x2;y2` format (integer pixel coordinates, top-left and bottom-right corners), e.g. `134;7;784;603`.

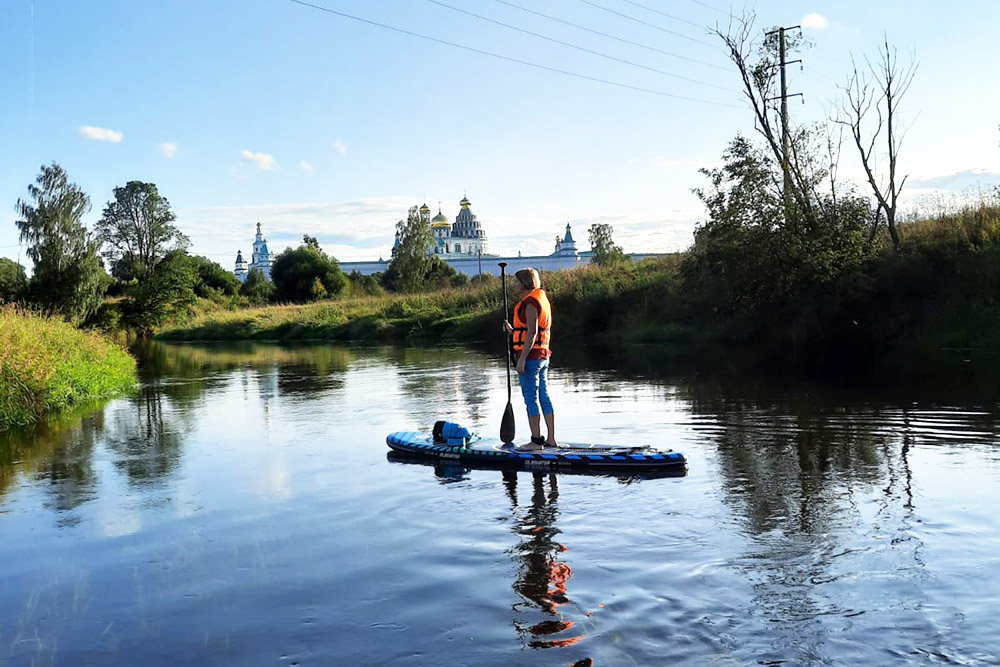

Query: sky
1;0;998;269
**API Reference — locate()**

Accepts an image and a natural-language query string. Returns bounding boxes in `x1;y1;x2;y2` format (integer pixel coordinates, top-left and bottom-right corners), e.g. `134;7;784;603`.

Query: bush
271;245;347;302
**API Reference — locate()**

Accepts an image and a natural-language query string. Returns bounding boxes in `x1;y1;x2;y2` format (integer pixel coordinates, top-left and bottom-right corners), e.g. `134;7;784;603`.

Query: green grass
156;286;504;343
0;307;137;430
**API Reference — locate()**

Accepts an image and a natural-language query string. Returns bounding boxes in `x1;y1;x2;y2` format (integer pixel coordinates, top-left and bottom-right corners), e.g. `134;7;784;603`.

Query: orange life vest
512;288;552;355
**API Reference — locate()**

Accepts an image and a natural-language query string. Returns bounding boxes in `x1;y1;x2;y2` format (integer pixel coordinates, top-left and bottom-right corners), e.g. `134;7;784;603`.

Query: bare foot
517;441;544;451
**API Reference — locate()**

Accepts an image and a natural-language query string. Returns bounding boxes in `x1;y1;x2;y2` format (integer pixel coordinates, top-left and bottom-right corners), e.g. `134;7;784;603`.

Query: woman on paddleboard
504;268;558;449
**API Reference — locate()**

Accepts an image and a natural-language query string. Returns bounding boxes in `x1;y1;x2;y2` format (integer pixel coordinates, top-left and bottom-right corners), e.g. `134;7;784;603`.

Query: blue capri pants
518;358;553;418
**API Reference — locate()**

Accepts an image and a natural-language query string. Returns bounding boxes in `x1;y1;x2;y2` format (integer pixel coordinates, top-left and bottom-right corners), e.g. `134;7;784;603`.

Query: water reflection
103;383;185;488
503;471;585;651
3;342;1000;665
681;386;994;663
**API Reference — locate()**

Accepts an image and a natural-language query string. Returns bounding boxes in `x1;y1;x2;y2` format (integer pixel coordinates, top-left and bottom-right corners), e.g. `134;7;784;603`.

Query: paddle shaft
499;263;516;443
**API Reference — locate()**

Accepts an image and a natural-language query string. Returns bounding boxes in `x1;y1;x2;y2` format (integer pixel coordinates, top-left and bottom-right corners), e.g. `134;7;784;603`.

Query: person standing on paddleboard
504;268;557;450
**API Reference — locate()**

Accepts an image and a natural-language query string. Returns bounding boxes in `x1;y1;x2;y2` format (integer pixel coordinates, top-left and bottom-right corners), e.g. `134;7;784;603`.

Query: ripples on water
1;342;1000;665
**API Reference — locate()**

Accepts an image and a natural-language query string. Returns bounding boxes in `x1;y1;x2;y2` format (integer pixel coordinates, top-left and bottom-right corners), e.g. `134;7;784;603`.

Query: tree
836;38;918;251
187;255;241;298
0;258;27;303
588;223;627;266
384;206;433;292
683;135;872;320
270;241;347;303
96;181;189;278
119;250;197;333
15;163;107;320
96;181;191;332
240;268;275;305
347;270;384;297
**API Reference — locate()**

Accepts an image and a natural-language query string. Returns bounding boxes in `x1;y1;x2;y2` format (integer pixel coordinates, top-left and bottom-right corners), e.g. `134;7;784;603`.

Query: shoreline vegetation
1;196;998;433
155;192;1000;381
0;308;136;431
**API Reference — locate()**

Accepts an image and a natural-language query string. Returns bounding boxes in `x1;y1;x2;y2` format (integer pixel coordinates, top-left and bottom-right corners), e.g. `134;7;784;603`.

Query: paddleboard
386;431;687;474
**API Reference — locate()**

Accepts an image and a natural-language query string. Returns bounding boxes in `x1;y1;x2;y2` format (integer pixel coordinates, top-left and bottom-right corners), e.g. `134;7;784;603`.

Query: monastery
234;195;662;280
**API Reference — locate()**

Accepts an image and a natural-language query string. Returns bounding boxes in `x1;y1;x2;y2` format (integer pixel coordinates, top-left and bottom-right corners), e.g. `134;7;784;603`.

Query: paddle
499;262;516;444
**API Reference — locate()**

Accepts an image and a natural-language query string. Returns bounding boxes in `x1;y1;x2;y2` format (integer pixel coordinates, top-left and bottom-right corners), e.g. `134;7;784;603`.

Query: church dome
419;203;431;214
459;196;471;209
431;210;450;228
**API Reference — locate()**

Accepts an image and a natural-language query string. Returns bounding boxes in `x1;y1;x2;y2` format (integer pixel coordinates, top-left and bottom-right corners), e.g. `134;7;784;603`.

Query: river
2;342;1000;666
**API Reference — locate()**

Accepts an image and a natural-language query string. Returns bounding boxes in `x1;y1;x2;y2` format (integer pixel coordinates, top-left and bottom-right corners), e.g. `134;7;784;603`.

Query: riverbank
155;256;690;349
154;201;1000;380
0;308;137;431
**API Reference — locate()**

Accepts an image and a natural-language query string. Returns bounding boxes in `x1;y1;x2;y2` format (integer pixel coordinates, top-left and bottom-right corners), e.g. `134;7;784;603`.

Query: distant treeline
156;187;1000;380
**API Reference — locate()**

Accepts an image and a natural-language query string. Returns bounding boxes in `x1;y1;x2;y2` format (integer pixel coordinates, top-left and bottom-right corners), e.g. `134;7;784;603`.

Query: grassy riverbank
155;256;687;347
0;308;137;430
155;198;1000;379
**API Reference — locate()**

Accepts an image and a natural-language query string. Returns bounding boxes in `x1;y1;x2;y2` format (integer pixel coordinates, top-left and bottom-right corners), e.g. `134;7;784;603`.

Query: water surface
2;342;1000;665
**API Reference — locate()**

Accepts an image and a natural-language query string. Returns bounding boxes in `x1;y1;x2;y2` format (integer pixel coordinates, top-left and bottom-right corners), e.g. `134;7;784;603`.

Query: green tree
119;250;197;333
240;268;274;305
588;223;627;266
384;206;432;292
96;181;191;332
347;270;384;297
96;181;189;277
187;255;241;298
270;241;347;303
682;134;873;328
425;254;459;288
15;163;106;321
0;258;27;303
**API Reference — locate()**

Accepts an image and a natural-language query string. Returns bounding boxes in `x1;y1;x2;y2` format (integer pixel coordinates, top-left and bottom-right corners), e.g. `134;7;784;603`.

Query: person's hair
515;268;540;290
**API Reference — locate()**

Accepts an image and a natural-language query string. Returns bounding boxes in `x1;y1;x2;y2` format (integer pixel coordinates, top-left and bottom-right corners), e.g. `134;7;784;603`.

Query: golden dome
431;210;450;227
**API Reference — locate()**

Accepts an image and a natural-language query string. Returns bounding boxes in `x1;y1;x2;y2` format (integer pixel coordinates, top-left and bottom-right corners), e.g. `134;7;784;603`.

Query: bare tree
837;37;918;251
713;14;825;227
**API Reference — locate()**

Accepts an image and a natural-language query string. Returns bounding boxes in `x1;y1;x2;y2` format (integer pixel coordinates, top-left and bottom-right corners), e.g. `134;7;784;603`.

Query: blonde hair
514;268;541;290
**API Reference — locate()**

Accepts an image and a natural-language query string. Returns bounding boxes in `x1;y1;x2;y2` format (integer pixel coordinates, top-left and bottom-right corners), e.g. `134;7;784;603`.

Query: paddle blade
500;401;516;444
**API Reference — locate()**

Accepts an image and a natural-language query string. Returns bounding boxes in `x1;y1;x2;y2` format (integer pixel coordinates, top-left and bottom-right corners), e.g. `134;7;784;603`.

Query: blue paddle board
386;431;687;474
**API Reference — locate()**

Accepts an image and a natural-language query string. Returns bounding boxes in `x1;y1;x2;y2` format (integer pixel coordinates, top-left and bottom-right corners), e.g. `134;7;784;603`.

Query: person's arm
517;303;538;375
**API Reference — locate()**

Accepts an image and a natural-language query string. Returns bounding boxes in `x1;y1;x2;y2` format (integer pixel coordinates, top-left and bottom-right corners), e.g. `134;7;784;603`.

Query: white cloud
801;13;829;30
160;142;179;158
299;160;313;172
333;139;348;156
240;150;278;171
79;125;123;142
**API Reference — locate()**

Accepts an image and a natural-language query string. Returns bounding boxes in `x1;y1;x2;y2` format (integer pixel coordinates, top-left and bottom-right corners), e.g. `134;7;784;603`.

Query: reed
0;306;137;430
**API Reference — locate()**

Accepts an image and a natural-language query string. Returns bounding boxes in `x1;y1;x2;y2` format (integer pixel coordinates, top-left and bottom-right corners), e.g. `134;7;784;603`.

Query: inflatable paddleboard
386;430;687;474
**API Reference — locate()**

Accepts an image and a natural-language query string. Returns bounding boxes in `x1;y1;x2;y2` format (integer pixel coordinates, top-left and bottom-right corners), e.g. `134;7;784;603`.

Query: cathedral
234;195;621;280
394;195;491;258
234;222;274;282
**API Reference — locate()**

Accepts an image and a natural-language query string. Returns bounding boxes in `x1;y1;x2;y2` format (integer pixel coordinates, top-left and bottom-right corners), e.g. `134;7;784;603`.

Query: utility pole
766;25;802;210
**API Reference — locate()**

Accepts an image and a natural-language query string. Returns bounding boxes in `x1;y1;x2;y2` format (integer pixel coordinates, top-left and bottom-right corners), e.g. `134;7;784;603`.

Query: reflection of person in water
504;471;586;651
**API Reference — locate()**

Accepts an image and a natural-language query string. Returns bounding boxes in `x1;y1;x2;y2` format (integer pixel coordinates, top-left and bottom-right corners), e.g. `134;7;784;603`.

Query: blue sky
2;0;998;268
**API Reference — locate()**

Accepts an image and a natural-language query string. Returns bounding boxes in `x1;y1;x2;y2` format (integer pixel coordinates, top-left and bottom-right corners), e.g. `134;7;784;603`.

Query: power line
617;0;708;30
683;0;730;17
425;0;737;92
574;0;717;48
490;0;729;72
284;0;741;107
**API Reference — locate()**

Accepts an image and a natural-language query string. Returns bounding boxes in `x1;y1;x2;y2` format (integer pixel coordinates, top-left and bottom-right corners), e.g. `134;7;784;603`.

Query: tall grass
0;307;137;430
156;285;504;342
155;256;688;346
